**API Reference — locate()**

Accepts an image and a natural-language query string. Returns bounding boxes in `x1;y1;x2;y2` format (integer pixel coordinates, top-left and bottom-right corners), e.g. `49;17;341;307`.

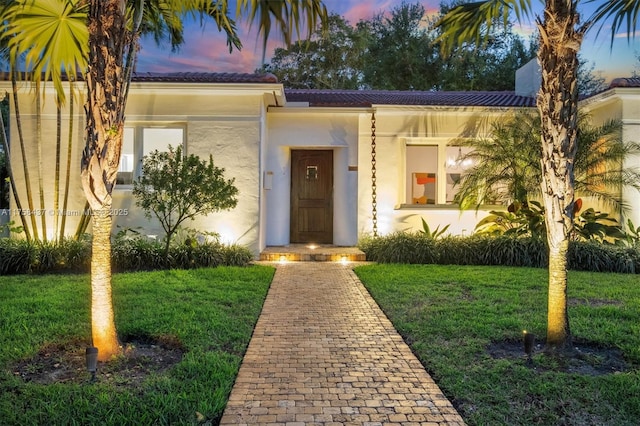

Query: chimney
515;58;540;98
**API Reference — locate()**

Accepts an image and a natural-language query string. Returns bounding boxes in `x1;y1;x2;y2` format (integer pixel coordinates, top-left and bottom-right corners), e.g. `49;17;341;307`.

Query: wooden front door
290;150;333;243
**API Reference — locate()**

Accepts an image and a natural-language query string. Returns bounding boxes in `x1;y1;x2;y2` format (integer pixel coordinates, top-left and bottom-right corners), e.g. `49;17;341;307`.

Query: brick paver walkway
220;262;465;425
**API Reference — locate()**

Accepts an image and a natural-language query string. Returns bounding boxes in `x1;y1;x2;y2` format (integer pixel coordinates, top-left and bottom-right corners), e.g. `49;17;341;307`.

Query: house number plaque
306;165;318;180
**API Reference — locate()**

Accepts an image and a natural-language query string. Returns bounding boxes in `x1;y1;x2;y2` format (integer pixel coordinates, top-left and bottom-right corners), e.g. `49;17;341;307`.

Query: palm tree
4;0;327;361
456;112;640;211
437;0;639;353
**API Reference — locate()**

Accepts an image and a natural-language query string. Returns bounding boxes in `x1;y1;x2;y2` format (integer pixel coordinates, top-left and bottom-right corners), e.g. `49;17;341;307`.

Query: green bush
359;232;639;273
359;232;437;264
0;234;254;275
0;238;35;274
0;238;92;274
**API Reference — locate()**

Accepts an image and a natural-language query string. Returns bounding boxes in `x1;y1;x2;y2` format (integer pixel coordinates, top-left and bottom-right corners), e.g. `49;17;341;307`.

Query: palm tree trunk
60;80;76;241
536;0;585;353
11;70;38;240
35;80;47;241
90;208;120;360
547;238;571;348
0;105;31;240
81;0;129;361
54;97;62;242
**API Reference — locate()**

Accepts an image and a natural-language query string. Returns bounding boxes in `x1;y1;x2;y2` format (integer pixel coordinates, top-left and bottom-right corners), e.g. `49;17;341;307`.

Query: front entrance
290;150;333;244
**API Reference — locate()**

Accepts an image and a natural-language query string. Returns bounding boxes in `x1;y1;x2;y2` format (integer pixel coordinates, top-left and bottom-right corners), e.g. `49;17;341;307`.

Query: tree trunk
90;208;120;360
11;71;38;240
536;1;585;353
60;80;76;241
81;0;128;361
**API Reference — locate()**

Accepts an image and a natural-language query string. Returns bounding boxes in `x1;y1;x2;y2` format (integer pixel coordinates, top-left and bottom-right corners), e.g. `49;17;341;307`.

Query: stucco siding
265;110;359;246
358;107;512;238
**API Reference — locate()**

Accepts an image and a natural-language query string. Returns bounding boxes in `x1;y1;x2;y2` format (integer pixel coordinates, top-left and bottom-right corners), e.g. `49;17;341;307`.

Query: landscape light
86;347;98;382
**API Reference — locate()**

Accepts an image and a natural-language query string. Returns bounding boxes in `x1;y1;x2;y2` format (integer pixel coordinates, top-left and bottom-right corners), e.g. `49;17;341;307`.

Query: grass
3;262;639;425
0;266;274;425
354;264;640;426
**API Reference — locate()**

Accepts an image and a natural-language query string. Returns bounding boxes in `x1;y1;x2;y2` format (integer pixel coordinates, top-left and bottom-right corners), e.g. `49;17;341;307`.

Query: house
2;69;639;256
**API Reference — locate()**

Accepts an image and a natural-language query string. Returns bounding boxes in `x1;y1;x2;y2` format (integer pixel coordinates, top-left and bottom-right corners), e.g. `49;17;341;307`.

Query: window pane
143;128;183;158
445;146;473;203
117;128;135;185
406;145;437;204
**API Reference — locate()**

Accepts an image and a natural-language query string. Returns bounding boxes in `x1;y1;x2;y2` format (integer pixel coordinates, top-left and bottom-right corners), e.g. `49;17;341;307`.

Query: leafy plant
358;232;638;273
419;218;450;240
474;200;545;238
475;199;628;244
454;113;640;213
0;220;25;237
133;145;239;261
573;208;626;243
623;219;640;247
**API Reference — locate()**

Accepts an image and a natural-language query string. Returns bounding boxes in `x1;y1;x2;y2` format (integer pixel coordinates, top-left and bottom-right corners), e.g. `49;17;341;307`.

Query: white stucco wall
5;78;640;252
3;80;280;256
357;106;521;238
4;82;87;240
265;108;360;246
111;87;277;255
582;88;640;228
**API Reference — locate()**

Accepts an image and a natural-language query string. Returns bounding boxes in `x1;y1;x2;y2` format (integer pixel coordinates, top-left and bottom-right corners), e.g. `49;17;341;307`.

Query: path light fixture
86;347;98;381
523;330;535;364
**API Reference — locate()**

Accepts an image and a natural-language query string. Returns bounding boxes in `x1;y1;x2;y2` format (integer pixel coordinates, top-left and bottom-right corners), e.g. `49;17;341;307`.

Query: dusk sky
135;0;639;83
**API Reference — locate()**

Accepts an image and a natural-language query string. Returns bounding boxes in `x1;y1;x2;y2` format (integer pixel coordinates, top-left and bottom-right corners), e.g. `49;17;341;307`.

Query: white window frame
402;137;472;206
116;124;186;188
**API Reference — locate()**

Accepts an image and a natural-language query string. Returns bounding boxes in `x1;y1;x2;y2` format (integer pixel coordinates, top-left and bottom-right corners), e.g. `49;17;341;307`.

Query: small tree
133;145;238;260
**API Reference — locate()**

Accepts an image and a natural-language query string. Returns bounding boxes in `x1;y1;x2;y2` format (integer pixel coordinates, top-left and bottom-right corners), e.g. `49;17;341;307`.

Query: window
405;142;473;205
117;126;184;185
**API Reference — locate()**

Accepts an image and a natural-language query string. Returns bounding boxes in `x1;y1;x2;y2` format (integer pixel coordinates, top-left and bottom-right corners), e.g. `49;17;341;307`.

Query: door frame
289;149;334;244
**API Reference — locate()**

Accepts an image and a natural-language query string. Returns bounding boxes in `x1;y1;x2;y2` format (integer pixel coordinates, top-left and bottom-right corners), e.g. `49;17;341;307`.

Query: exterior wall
3;80;279;256
357;106;523;238
4;79;639;252
265;108;360;246
5;81;87;240
112;87;274;255
582;88;640;228
620;90;640;229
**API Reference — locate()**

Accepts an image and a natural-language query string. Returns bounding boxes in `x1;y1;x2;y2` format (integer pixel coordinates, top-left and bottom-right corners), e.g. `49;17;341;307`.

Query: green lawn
0;266;274;425
354;264;640;426
3;263;639;425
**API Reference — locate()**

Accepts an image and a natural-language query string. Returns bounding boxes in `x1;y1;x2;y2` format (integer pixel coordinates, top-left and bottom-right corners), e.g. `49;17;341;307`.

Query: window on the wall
117;126;184;186
405;143;473;205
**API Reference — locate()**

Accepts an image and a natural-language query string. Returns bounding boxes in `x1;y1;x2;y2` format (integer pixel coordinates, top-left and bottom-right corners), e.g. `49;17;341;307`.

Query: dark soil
488;338;630;375
12;336;184;386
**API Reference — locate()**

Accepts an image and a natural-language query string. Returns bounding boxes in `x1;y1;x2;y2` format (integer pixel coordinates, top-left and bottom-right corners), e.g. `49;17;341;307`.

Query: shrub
359;232;639;273
568;241;637;274
0;237;92;274
0;238;35;274
360;232;437;264
0;232;254;275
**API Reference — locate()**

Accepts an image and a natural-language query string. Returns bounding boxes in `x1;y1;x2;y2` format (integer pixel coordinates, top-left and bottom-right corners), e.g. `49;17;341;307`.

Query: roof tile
609;77;640;88
284;89;536;108
131;72;278;83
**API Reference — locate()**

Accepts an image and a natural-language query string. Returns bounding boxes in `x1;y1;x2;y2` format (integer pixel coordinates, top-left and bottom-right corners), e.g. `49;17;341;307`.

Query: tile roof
609;77;640;88
131;72;278;83
284;89;536;108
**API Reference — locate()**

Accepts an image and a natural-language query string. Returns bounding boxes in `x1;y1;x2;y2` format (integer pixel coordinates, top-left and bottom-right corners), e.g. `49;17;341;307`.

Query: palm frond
588;0;640;45
1;0;88;104
236;0;328;55
435;0;534;55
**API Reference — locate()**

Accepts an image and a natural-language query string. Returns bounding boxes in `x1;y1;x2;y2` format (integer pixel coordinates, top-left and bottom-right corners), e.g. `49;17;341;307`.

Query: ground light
523;330;535;364
86;347;98;381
